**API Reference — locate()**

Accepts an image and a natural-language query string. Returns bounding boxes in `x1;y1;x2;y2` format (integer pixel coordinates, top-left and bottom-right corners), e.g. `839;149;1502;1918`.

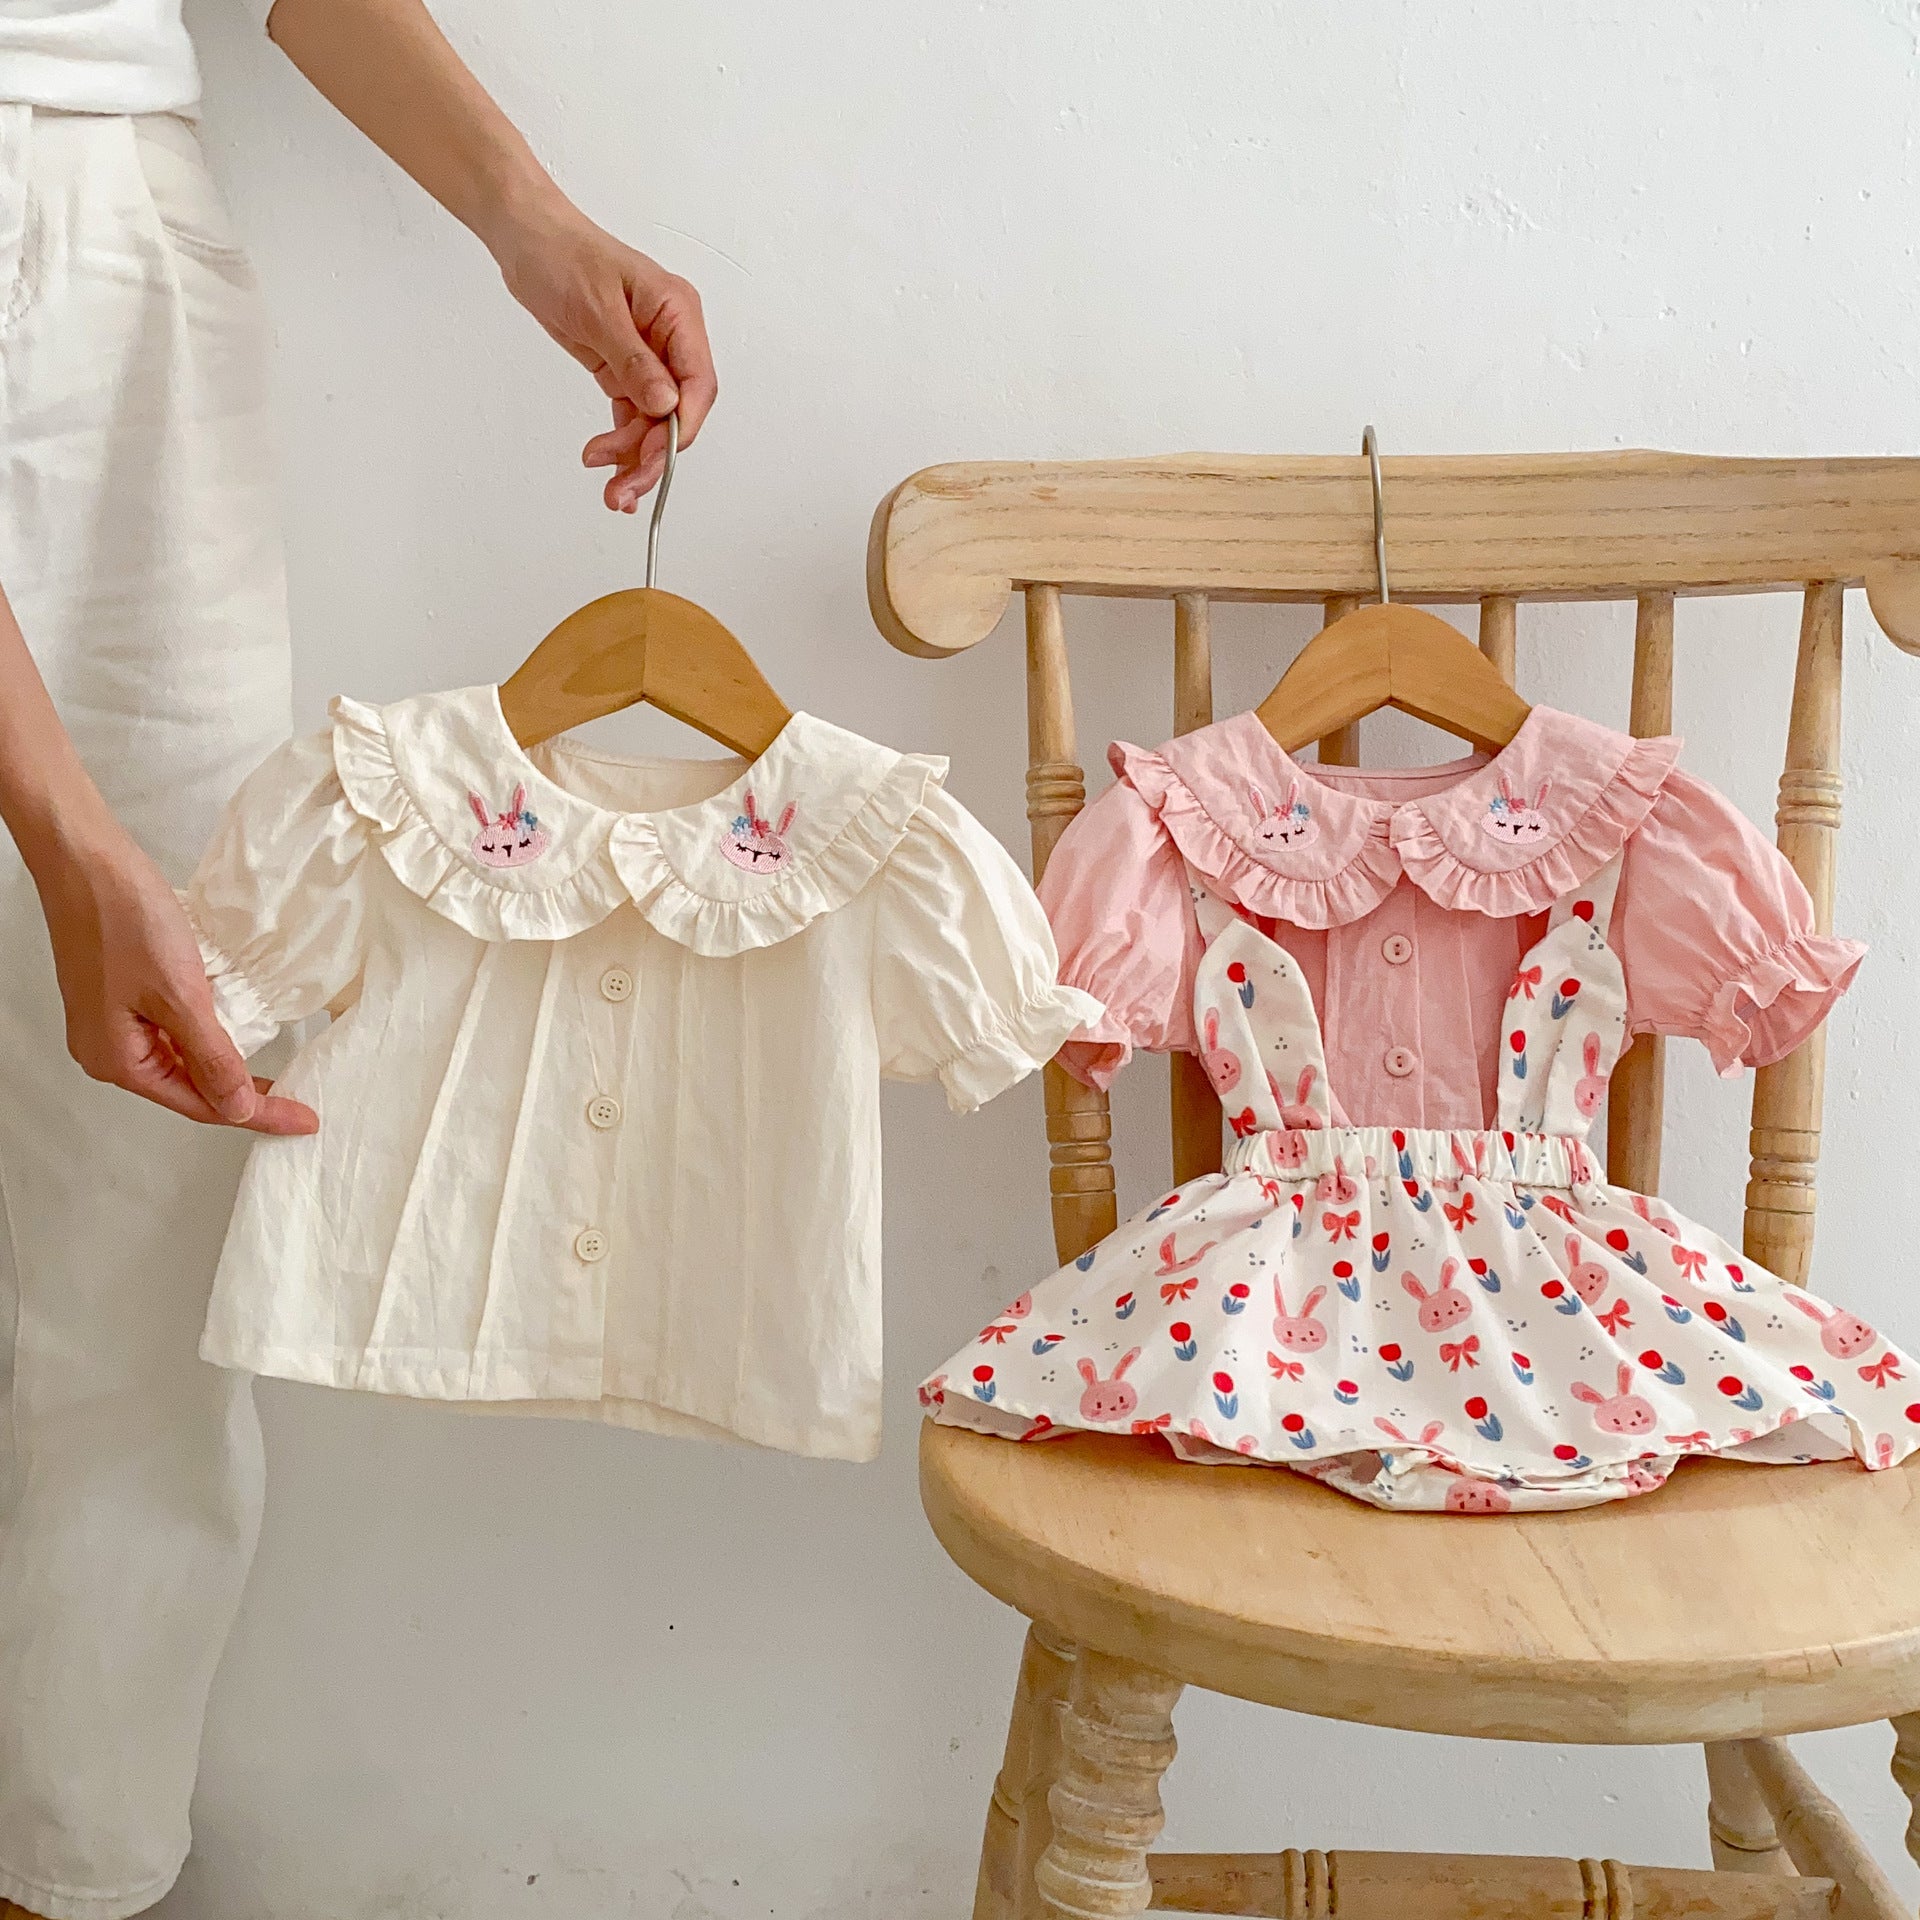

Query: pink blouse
1042;706;1862;1130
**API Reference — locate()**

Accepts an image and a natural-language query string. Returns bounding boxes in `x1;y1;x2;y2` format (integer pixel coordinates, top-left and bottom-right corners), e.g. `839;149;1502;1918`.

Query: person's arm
261;0;717;511
0;591;317;1134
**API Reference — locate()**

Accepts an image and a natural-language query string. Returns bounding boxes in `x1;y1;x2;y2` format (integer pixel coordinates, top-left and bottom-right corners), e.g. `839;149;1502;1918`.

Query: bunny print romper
922;705;1918;1512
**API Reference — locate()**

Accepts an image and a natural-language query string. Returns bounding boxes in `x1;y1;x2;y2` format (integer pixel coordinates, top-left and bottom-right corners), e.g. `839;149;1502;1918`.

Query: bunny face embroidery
1200;1008;1243;1094
1564;1235;1611;1306
1077;1349;1141;1423
469;786;549;868
1484;775;1552;845
1571;1363;1657;1436
1248;780;1316;854
721;791;797;874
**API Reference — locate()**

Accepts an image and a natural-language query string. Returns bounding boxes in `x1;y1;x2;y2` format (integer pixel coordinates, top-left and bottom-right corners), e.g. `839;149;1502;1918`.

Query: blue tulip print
1702;1302;1746;1343
1721;1376;1764;1413
1544;1280;1583;1316
1642;1350;1686;1386
1075;1248;1097;1271
1550;976;1581;1019
1790;1366;1836;1401
1114;1291;1136;1320
1226;960;1256;1009
1408;1186;1433;1214
1171;1322;1198;1361
1380;1342;1415;1382
1148;1192;1181;1220
1371;1232;1391;1273
1661;1295;1694;1325
1511;1353;1534;1385
1032;1332;1065;1357
1467;1397;1503;1442
1510;1032;1528;1080
1222;1282;1250;1315
1280;1413;1316;1448
1335;1260;1361;1301
1503;1202;1528;1231
1333;1379;1359;1405
972;1370;996;1404
1469;1258;1500;1293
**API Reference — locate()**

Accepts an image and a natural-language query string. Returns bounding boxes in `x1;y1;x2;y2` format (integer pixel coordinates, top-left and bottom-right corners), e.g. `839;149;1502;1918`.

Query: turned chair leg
975;1622;1079;1920
1705;1740;1794;1874
1034;1650;1183;1920
1888;1713;1920;1870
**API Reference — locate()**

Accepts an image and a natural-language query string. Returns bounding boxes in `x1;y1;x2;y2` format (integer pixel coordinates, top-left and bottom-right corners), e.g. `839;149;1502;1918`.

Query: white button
1382;933;1413;966
600;967;634;1003
1384;1046;1416;1078
586;1094;622;1130
574;1228;608;1263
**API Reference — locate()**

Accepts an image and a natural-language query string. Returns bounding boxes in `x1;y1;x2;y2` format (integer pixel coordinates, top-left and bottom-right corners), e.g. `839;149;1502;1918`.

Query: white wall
170;2;1920;1914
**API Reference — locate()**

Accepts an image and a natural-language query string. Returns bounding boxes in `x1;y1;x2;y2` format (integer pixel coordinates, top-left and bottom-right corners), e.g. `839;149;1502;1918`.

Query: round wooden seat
921;1421;1920;1746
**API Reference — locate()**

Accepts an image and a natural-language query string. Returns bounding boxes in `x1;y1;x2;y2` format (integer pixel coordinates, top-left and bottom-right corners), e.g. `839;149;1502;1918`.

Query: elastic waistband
1224;1124;1595;1191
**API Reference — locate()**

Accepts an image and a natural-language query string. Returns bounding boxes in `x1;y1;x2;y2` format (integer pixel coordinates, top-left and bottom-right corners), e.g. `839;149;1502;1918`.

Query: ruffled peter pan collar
1116;705;1681;928
328;684;947;954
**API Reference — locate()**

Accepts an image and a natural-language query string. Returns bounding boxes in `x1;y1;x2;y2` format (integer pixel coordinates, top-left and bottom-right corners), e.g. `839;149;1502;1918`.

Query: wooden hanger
498;414;793;756
1254;428;1530;755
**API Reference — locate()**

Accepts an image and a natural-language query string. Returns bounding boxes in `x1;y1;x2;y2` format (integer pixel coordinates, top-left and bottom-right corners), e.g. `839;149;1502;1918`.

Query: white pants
0;109;289;1919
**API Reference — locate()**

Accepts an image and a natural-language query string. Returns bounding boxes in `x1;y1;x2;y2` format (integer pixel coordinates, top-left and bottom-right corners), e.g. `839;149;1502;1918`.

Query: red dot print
1559;978;1580;997
1907;1404;1920;1424
1403;1180;1422;1199
1469;1258;1488;1276
1333;1261;1353;1280
1571;899;1595;922
1372;1232;1391;1252
1703;1301;1729;1323
1606;1228;1632;1253
1465;1396;1488;1420
1229;1282;1250;1299
1379;1343;1403;1363
1541;1280;1565;1299
1639;1351;1663;1370
1513;1353;1531;1370
1726;1263;1745;1286
1227;960;1247;983
1392;1129;1407;1151
1791;1365;1814;1382
1509;1030;1527;1053
1717;1376;1745;1397
1212;1371;1234;1393
1337;1379;1358;1396
1553;1443;1581;1461
1281;1413;1305;1433
973;1364;994;1382
1501;1131;1516;1152
1169;1322;1192;1342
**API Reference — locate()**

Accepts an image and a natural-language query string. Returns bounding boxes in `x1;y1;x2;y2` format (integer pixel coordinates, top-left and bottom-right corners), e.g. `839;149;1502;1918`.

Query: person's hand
32;820;317;1135
490;196;717;513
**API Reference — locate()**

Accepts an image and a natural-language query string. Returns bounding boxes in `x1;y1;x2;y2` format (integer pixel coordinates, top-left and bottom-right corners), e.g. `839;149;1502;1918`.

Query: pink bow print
1267;1354;1305;1383
1159;1276;1198;1305
1596;1300;1634;1336
1129;1412;1172;1436
1439;1335;1481;1373
1442;1193;1477;1231
1323;1209;1360;1242
1669;1245;1708;1282
1860;1353;1904;1389
1666;1430;1711;1451
1508;965;1543;1001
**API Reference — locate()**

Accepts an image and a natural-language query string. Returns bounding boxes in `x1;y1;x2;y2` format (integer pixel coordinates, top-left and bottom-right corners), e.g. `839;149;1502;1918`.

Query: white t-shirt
0;0;270;116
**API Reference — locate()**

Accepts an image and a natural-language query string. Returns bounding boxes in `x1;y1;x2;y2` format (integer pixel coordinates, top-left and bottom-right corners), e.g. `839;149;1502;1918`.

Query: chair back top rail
868;449;1920;658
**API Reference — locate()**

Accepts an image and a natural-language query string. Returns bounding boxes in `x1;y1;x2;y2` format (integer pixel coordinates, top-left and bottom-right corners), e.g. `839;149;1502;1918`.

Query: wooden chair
868;451;1920;1920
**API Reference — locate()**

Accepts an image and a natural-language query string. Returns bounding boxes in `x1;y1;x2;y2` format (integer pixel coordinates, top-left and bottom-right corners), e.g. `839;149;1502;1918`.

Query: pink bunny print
1571;1362;1657;1435
1484;775;1552;844
1271;1280;1329;1354
1445;1479;1512;1515
1271;1065;1325;1130
469;785;549;868
1564;1235;1611;1307
1402;1259;1473;1333
1573;1032;1610;1118
1155;1232;1216;1278
1200;1009;1243;1094
720;790;797;873
1077;1349;1141;1423
1248;779;1317;852
1785;1292;1878;1360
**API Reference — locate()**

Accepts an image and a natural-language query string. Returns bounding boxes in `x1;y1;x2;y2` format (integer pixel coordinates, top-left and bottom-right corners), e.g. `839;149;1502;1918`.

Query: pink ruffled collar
1112;706;1681;928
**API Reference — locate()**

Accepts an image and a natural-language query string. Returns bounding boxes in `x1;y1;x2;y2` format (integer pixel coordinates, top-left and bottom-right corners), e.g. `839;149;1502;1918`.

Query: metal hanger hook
645;409;680;590
1362;424;1389;605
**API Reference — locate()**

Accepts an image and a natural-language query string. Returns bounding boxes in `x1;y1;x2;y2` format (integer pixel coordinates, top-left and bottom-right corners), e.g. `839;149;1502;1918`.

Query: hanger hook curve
1362;424;1389;605
645;409;680;591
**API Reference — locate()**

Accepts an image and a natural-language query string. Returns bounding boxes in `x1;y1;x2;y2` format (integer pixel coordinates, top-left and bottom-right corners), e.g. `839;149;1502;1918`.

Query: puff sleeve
1613;767;1864;1076
182;728;380;1057
1036;774;1202;1089
871;786;1104;1113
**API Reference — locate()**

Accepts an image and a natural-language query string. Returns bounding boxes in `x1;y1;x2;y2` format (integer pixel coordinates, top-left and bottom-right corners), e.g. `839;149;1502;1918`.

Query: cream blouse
186;686;1098;1461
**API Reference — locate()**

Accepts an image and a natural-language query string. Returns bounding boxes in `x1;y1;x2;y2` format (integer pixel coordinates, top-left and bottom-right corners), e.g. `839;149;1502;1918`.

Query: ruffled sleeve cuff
180;892;282;1057
936;985;1105;1115
1054;1000;1144;1091
1699;931;1865;1076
